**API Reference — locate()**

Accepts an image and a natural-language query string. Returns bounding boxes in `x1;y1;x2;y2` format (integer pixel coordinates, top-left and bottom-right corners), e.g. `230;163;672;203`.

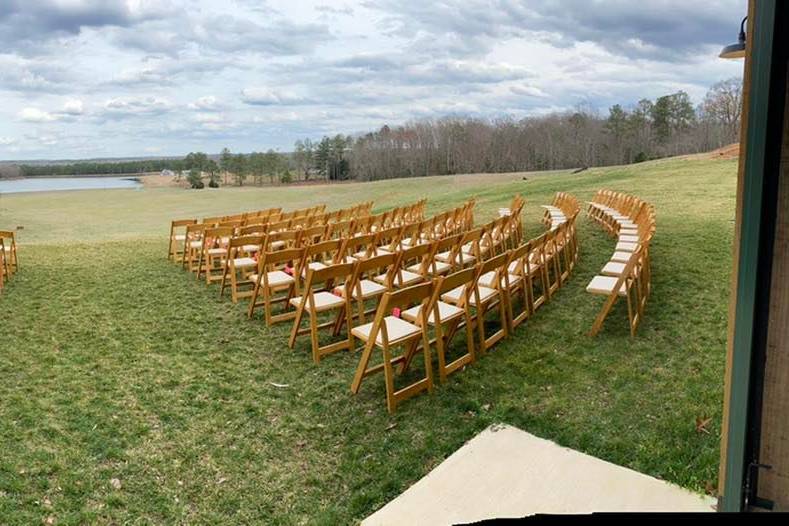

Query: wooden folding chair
498;243;532;331
327;219;354;240
182;223;208;271
541;228;562;296
437;228;481;268
442;253;510;354
397;223;418;249
267;219;293;235
168;219;196;262
0;237;6;292
288;262;355;363
248;248;301;326
345;252;398;326
299;224;327;247
342;232;377;262
372;226;403;256
295;239;343;294
486;217;510;256
552;222;572;284
350;282;434;413
587;246;645;337
197;226;234;283
239;224;267;236
523;233;550;312
411;234;459;276
402;267;477;383
502;201;524;249
220;234;265;302
0;231;18;276
377;242;432;288
266;229;301;252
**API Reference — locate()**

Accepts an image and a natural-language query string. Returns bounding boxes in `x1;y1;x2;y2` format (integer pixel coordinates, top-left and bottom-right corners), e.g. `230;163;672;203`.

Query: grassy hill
0;156;735;523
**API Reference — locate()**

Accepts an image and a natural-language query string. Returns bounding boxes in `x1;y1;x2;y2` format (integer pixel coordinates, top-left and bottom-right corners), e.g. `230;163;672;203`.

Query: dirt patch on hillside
707;143;740;160
139;174;187;189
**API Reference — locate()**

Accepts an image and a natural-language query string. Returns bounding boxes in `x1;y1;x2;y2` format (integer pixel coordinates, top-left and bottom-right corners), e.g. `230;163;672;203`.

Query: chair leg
421;331;434;394
248;281;261;319
351;340;376;394
230;266;240;303
220;261;231;297
288;305;306;348
589;294;618;337
476;306;487;354
309;313;321;363
382;342;398;413
434;323;448;383
464;311;476;363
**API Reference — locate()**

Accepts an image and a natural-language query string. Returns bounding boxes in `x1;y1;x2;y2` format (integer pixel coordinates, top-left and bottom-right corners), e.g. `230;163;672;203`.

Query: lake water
0;177;143;194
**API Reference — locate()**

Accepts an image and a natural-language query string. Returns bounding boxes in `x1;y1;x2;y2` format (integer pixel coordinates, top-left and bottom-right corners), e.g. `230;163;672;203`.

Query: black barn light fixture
720;16;747;59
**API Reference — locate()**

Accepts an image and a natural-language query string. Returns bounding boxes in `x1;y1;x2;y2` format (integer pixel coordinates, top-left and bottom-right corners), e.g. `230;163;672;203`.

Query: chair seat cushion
442;284;497;306
290;291;346;312
402;301;464;325
269;240;286;250
375;269;422;287
302;261;327;277
601;261;626;276
255;270;295;287
477;271;498;288
171;234;186;241
352;279;387;299
457;253;477;265
233;257;257;268
615;242;638;252
208;248;226;255
435;250;454;262
351;316;422;346
586;275;627;296
478;270;522;289
409;260;451;275
618;235;639;243
610;251;633;263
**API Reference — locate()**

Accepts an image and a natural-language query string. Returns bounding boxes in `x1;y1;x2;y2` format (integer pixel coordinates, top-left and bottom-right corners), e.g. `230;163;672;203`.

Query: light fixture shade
719;41;746;59
719;16;747;60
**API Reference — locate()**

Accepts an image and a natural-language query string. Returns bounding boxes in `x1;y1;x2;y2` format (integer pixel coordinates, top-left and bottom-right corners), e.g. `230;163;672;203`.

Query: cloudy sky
0;0;746;160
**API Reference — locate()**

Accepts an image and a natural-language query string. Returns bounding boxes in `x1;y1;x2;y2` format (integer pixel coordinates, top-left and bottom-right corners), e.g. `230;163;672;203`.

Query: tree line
13;77;740;185
327;77;741;180
19;158;185;177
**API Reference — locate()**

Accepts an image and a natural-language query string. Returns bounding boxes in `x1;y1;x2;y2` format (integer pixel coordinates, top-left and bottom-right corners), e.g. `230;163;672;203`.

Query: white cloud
510;85;549;98
103;96;173;116
18;107;57;122
189;95;223;112
0;137;16;146
241;88;307;106
62;99;85;115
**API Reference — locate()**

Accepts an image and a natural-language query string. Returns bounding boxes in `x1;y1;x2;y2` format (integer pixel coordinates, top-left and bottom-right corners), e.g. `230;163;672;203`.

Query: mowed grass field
1;156;735;524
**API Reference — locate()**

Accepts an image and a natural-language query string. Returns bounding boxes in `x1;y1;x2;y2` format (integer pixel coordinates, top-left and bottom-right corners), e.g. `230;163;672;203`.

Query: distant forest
18;158;187;177
12;77;740;183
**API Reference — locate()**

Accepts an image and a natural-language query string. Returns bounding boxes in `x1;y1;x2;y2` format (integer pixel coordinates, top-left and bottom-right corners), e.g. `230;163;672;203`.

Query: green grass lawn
0;156;735;524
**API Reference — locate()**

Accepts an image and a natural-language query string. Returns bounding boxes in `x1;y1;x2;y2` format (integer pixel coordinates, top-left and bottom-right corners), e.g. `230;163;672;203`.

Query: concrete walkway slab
364;424;715;524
